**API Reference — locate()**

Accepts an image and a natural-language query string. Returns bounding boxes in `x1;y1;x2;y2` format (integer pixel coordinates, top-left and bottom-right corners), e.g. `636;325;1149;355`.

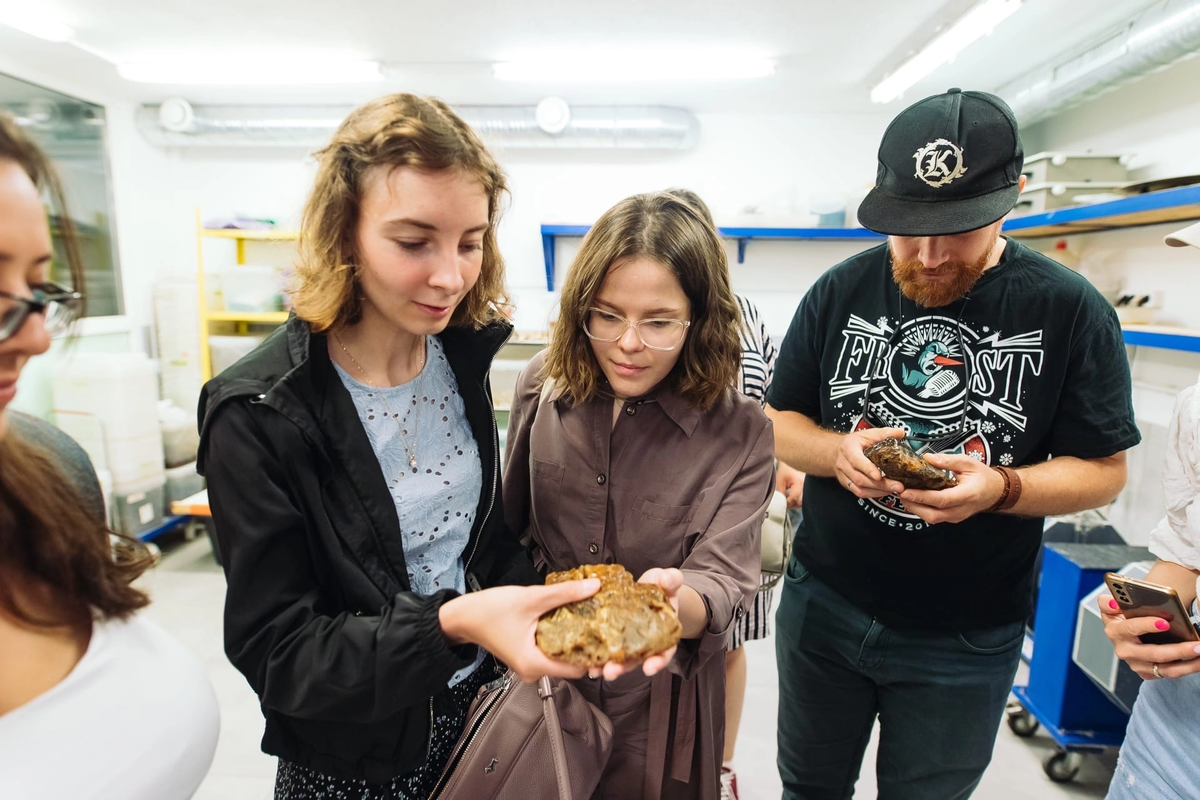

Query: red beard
890;244;989;308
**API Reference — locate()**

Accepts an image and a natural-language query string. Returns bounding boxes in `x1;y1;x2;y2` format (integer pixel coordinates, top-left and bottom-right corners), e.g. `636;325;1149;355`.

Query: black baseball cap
857;88;1024;237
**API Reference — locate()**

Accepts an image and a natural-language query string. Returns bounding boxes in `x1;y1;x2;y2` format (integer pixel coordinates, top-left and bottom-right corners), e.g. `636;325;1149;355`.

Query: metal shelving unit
539;223;883;290
195;210;299;380
542;184;1200;348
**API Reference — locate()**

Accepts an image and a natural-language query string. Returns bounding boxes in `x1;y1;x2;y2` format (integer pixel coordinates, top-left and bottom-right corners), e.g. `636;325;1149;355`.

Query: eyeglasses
0;282;83;343
583;307;691;351
862;307;973;452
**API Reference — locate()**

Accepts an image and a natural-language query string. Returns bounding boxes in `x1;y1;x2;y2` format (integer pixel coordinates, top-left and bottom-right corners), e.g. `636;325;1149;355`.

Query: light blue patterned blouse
334;335;485;686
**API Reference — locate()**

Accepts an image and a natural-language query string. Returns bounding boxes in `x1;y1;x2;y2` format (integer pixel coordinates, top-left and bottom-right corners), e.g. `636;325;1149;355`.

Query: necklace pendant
409;453;417;468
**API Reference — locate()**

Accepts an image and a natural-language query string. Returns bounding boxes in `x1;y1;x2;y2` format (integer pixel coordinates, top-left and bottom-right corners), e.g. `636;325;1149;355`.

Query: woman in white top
0;112;219;800
1100;221;1200;800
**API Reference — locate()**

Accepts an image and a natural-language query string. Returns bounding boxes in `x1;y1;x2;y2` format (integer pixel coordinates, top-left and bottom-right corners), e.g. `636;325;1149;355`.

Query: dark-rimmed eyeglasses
583;307;691;351
0;282;83;342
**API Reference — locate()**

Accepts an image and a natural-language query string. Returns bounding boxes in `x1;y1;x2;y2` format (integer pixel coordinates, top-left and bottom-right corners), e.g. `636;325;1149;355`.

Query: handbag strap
538;676;573;800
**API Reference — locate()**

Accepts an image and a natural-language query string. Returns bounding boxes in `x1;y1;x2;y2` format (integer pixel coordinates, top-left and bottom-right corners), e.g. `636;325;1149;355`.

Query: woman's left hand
1098;594;1200;680
587;567;683;681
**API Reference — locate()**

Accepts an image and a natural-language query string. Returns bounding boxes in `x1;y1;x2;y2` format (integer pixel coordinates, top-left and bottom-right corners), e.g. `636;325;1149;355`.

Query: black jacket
197;314;539;782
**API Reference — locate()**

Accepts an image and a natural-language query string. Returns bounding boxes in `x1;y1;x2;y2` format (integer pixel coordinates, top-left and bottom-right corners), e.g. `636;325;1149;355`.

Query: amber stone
536;564;683;667
863;437;958;491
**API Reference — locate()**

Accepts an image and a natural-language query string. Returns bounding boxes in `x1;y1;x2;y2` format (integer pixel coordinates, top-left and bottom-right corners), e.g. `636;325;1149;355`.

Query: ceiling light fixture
116;57;384;85
0;5;75;42
493;50;775;82
870;0;1024;104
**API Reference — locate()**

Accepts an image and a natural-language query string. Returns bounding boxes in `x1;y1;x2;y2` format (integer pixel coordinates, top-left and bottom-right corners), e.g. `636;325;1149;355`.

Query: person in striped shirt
667;189;805;800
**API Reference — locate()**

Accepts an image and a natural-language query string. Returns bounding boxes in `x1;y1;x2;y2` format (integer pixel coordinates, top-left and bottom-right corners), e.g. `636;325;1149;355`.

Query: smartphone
1104;572;1200;645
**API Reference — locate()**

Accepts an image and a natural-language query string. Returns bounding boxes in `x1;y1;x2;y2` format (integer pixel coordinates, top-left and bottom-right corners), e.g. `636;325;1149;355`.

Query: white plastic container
53;354;161;441
158;400;200;467
53;410;107;471
105;430;167;494
220;265;284;313
165;461;205;504
110;478;165;538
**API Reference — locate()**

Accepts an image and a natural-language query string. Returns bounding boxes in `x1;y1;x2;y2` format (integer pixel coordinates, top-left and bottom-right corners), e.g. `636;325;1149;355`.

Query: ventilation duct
135;100;700;150
996;0;1200;126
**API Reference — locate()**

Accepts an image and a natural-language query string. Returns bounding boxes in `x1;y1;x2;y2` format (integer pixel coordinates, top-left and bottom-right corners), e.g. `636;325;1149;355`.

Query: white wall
11;45;1200;547
105;107;894;340
1022;55;1200;545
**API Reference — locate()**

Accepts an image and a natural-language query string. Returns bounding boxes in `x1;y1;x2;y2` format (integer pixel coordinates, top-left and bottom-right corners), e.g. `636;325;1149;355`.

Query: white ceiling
1;0;1165;114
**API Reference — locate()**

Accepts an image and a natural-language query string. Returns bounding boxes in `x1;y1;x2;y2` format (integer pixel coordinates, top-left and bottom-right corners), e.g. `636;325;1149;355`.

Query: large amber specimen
864;437;958;491
536;564;683;667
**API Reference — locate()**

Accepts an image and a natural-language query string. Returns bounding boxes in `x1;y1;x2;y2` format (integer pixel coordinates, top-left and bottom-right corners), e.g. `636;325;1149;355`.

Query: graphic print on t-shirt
828;312;1044;527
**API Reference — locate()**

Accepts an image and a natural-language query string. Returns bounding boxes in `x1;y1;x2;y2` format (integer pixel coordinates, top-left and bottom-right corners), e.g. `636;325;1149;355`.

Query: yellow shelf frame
206;311;290;324
196;210;296;380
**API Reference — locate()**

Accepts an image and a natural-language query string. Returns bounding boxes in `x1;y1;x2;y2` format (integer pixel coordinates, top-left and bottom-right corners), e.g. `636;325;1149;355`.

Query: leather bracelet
987;467;1010;513
999;466;1023;511
987;466;1022;513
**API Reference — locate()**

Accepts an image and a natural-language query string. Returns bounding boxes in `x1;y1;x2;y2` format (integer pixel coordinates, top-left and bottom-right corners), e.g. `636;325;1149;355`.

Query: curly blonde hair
542;192;741;412
291;94;509;331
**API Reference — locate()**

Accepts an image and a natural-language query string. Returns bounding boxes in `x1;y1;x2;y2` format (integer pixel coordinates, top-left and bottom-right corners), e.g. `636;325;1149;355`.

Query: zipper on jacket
425;697;434;764
463;371;500;576
426;673;512;800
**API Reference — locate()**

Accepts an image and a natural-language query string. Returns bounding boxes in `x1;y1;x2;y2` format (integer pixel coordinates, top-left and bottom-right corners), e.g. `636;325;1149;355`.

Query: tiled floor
144;531;1120;799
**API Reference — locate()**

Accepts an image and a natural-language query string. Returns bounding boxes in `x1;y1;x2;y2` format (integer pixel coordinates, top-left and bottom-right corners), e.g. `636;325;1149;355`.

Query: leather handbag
759;490;793;591
429;669;613;800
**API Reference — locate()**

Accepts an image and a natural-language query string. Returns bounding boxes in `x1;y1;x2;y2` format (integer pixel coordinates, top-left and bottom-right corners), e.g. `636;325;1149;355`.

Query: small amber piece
536;564;683;667
864;437;958;491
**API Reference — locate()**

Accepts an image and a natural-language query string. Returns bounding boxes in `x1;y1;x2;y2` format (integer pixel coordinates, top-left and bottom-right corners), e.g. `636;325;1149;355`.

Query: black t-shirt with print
767;239;1141;631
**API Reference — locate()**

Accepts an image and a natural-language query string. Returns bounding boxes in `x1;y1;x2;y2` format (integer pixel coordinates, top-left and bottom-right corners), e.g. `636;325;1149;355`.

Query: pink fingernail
1193;645;1200;655
1109;600;1119;609
1155;619;1170;631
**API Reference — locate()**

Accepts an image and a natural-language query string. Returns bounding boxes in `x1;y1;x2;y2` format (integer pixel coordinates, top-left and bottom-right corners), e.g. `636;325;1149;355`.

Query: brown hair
542;192;741;411
0;114;149;628
664;187;715;228
0;433;154;629
291;93;509;331
0;113;86;313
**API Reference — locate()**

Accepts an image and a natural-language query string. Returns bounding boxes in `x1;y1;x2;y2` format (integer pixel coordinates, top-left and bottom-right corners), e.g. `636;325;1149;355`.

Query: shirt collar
641;384;702;438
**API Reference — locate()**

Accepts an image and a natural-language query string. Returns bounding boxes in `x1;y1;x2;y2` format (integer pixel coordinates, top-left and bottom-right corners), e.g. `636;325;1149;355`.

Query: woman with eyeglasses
503;192;776;800
0;112;219;799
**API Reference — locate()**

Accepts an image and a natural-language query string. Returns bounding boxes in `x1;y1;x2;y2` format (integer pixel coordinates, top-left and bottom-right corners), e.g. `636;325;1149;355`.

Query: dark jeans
775;557;1023;800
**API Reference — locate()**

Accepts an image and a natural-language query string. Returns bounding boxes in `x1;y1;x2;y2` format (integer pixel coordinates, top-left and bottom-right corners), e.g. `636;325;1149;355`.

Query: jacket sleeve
203;399;477;723
672;418;776;680
501;356;544;570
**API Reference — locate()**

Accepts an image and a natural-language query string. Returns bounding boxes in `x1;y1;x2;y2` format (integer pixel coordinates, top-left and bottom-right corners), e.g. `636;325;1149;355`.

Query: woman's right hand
1098;594;1200;680
439;579;600;683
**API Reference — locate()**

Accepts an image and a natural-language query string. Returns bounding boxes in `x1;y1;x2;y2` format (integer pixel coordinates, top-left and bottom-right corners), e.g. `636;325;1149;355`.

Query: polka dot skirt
273;659;498;799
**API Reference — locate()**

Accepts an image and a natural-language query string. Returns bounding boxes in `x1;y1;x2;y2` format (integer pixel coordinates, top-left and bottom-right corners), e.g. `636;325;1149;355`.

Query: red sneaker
720;765;739;800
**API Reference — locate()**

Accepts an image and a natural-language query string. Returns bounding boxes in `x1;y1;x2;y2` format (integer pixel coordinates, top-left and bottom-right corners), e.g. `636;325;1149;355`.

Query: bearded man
765;89;1140;800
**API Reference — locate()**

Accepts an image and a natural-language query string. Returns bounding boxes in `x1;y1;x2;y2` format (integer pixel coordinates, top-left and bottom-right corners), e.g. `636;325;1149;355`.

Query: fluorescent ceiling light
117;57;383;85
0;5;75;42
493;50;775;82
871;0;1023;104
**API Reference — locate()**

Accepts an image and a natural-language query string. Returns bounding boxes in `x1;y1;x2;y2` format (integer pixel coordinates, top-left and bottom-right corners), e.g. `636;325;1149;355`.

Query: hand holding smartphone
1104;572;1200;645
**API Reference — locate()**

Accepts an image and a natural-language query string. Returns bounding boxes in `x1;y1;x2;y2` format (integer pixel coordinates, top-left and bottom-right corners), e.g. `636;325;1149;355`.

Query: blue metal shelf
138;515;190;542
1121;325;1200;353
540;185;1200;289
539;224;883;290
1003;184;1200;237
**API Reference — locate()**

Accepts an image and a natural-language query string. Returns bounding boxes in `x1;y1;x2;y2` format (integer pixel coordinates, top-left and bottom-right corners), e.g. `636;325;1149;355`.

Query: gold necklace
334;332;427;470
